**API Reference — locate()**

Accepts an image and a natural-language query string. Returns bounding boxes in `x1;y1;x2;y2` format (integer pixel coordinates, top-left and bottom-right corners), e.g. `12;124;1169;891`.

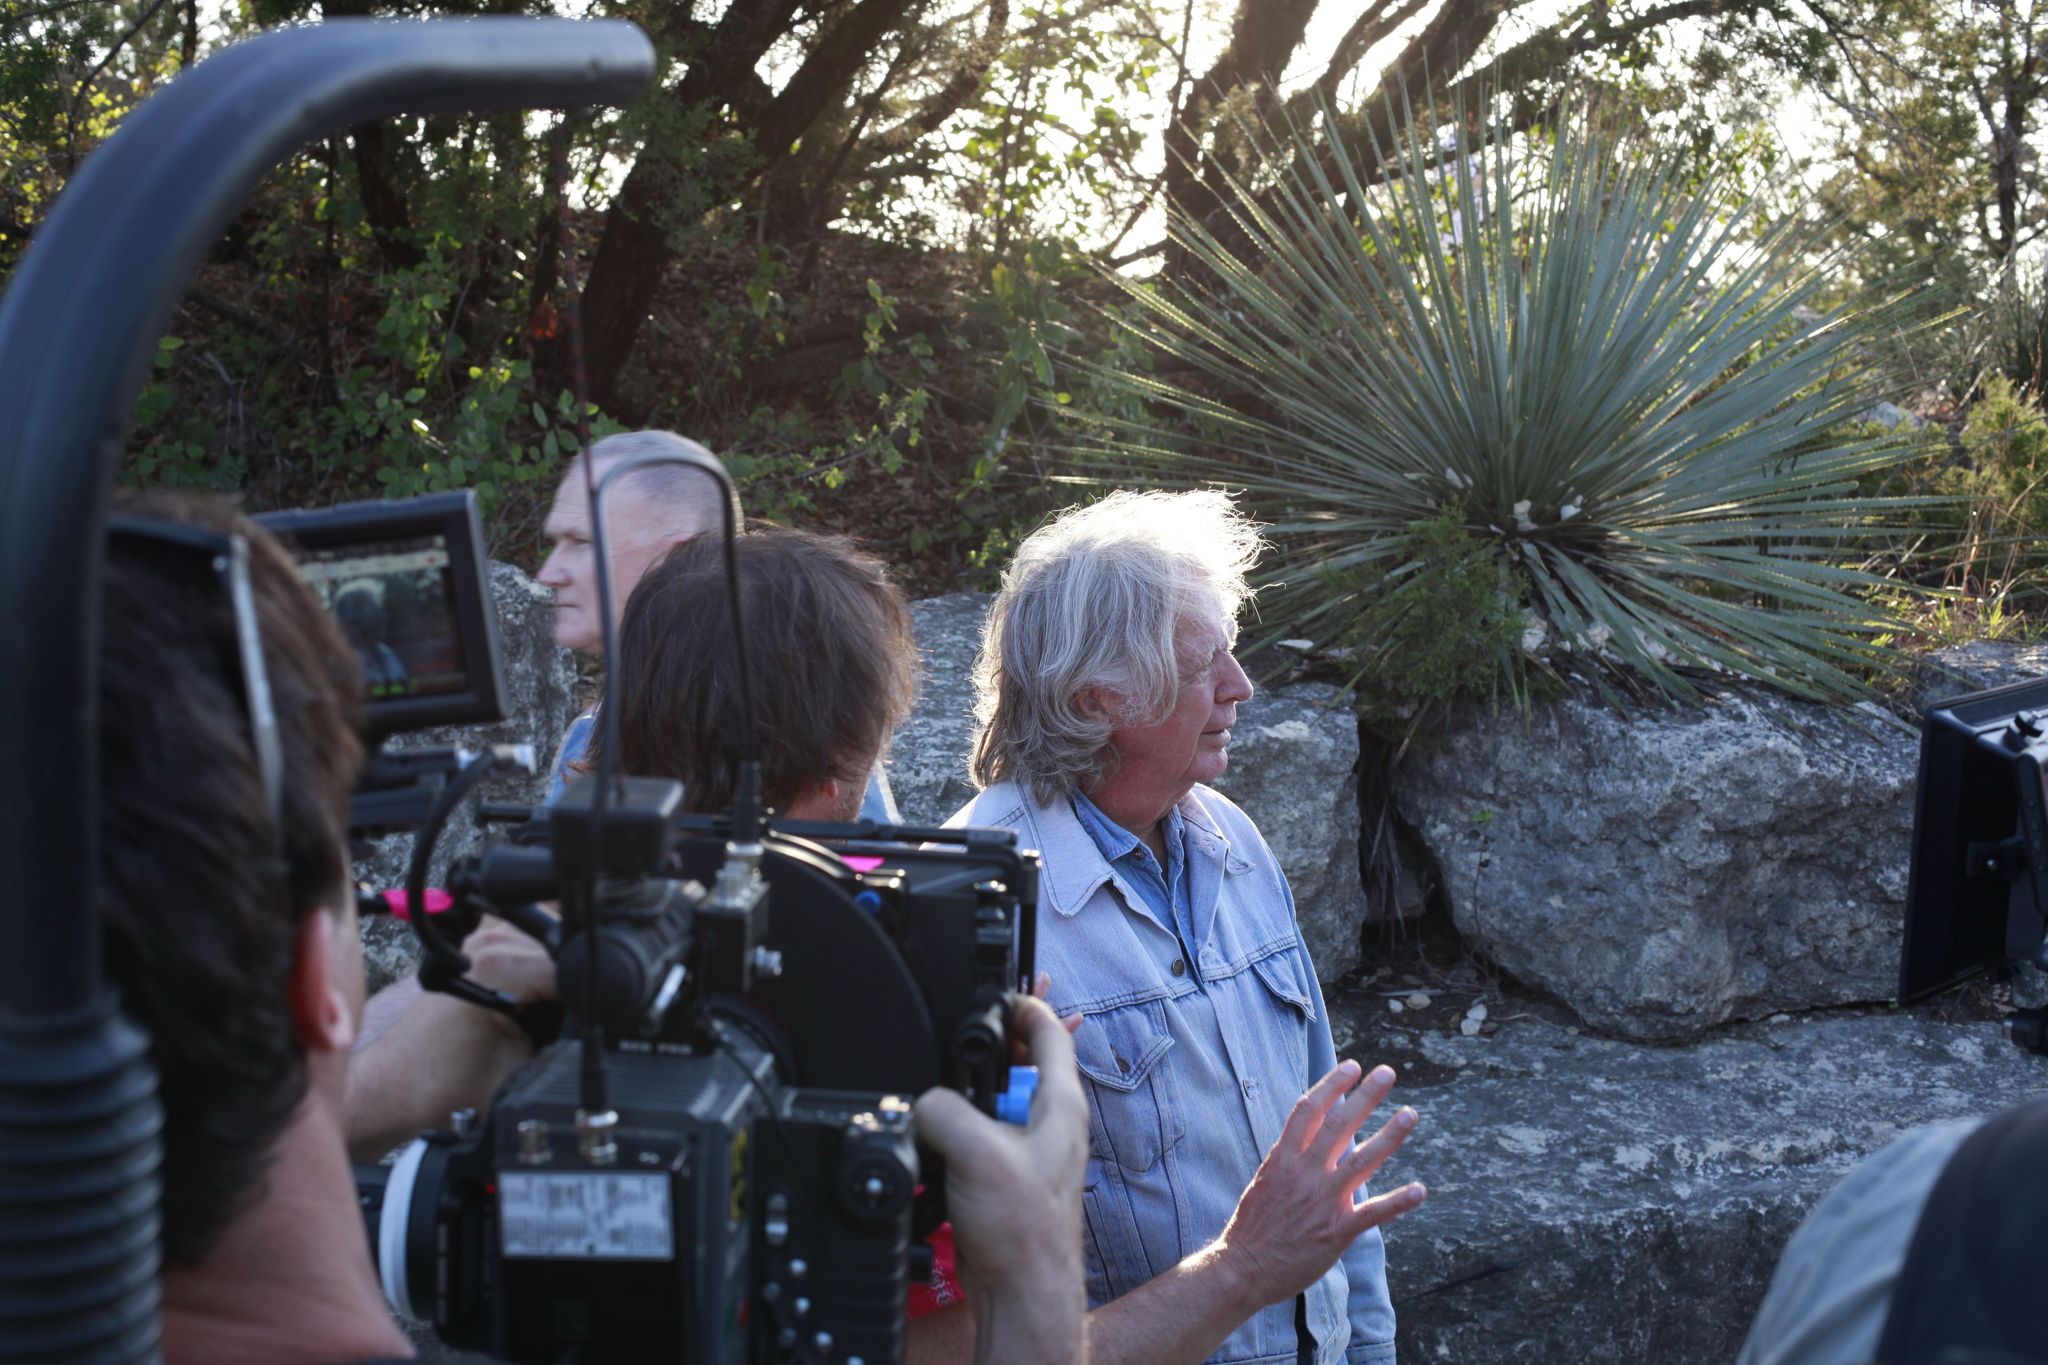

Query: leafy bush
1326;500;1525;722
1080;91;1932;708
1928;375;2048;594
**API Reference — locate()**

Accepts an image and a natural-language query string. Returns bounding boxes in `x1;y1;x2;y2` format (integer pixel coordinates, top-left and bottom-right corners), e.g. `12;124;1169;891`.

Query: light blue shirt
1069;789;1190;941
952;780;1395;1365
546;708;900;822
1738;1118;1981;1365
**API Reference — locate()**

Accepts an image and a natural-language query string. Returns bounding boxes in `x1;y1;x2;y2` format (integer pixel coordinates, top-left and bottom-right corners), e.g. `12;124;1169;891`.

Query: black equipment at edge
1901;676;2048;1053
0;21;655;1361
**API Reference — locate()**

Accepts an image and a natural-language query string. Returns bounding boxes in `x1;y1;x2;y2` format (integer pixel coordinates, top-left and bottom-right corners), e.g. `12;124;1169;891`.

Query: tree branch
860;0;1010;158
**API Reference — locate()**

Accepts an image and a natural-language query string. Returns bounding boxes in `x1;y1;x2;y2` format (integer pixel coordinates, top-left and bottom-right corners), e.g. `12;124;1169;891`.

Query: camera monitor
258;490;505;737
1901;675;2048;1002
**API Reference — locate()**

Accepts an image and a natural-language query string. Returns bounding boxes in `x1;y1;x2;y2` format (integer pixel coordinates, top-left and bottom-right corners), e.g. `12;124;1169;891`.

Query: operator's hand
915;994;1089;1365
1032;970;1084;1038
462;914;557;1007
1215;1061;1425;1309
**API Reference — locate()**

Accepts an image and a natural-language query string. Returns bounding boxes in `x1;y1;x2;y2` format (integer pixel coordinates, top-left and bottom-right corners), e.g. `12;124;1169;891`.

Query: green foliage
1923;375;2048;592
1959;375;2048;506
1328;501;1525;723
1987;269;2048;400
1081;89;1933;710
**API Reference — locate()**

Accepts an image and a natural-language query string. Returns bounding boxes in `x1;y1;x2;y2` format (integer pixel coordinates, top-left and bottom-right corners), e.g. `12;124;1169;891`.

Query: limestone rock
1858;400;1931;430
1207;682;1369;986
1913;639;2048;708
1397;687;1915;1039
886;593;989;826
887;592;1369;984
355;560;581;994
1381;1008;2043;1362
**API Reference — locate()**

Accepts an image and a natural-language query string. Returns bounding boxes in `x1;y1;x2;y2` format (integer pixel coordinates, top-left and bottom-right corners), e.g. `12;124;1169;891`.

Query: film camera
262;489;1039;1364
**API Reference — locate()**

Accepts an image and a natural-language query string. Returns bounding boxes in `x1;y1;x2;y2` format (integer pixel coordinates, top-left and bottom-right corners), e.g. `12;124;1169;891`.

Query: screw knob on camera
995;1066;1039;1126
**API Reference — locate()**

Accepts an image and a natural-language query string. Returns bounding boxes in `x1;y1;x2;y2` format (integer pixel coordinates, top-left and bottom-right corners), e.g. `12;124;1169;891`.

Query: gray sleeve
1738;1118;1982;1365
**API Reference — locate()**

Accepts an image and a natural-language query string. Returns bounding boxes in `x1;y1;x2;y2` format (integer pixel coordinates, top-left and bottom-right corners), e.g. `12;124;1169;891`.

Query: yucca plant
1076;91;1933;709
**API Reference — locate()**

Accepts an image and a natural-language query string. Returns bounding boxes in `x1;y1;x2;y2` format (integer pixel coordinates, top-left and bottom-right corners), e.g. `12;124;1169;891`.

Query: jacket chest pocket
1072;1002;1186;1172
1249;946;1317;1078
1073;1002;1186;1302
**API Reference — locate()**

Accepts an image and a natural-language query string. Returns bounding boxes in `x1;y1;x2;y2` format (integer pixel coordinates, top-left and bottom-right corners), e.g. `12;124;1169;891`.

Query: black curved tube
0;20;653;1362
0;16;655;1016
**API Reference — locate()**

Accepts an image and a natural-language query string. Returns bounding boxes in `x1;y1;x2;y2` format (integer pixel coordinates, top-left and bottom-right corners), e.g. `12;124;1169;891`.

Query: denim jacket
949;780;1396;1365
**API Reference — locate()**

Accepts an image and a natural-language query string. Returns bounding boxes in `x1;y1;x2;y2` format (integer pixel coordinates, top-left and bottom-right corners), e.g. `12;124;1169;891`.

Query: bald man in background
536;429;900;821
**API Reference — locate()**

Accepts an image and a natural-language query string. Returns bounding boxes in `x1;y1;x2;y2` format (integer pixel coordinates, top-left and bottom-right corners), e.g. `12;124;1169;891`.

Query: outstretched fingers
1345;1178;1428;1237
1337;1102;1418;1200
1312;1065;1397;1166
1279;1059;1365;1153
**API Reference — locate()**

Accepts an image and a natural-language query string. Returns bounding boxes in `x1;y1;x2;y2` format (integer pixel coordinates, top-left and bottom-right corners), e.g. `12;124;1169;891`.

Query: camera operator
535;431;900;819
95;492;1094;1365
98;491;415;1363
954;489;1426;1365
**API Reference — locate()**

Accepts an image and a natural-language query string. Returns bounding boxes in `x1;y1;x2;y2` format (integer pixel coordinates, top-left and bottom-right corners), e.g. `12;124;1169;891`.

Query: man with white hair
949;490;1424;1365
535;429;898;820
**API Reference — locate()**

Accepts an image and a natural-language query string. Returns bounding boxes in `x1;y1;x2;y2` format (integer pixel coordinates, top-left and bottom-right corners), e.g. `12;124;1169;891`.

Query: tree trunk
578;0;918;410
1161;0;1324;273
350;122;423;271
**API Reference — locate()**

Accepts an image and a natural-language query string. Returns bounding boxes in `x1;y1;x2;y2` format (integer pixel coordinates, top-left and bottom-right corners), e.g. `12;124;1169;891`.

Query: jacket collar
996;781;1249;919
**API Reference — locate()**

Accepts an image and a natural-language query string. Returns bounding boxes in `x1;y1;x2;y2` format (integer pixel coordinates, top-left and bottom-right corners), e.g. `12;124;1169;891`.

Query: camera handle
403;745;537;1005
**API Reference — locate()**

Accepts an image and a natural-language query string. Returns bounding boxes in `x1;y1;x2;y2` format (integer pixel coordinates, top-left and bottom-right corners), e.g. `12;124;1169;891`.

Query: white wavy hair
970;489;1264;804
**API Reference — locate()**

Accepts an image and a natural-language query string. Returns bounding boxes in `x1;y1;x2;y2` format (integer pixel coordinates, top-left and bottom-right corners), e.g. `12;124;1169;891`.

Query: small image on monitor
295;535;469;703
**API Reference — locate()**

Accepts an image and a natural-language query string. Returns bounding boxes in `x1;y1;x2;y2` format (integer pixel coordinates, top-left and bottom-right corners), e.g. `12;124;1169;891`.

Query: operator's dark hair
611;524;914;815
98;490;363;1265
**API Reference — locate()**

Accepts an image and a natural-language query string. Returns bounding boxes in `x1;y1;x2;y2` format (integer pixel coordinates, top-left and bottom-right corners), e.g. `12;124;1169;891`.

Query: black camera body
357;764;1036;1364
376;1041;923;1363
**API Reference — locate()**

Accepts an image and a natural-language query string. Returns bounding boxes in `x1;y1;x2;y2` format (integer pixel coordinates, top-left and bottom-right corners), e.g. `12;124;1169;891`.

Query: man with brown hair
347;523;922;1151
608;523;916;818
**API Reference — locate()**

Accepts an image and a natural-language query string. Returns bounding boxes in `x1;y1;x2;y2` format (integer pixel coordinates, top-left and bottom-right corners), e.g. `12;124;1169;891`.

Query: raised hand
1215;1060;1425;1309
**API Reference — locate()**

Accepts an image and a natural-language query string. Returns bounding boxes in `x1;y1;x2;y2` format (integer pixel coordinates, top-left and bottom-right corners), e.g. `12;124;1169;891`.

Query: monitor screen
295;532;468;704
258;490;505;737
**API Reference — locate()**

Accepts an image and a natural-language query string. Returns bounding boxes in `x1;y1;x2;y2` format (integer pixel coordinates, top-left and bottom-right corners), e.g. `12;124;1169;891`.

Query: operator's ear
289;908;357;1056
783;774;846;823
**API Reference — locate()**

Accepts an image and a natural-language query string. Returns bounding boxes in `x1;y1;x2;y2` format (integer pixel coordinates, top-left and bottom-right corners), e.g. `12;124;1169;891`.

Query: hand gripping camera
360;783;1038;1365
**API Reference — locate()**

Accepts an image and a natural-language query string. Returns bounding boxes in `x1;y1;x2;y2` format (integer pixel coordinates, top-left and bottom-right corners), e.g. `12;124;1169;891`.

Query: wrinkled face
536;471;682;654
1104;610;1254;801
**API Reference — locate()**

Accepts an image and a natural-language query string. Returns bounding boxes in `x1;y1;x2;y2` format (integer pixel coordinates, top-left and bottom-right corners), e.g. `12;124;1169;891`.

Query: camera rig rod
0;20;653;1361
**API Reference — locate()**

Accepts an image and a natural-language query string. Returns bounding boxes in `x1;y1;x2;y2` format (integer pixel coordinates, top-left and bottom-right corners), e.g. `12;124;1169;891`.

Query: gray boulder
1397;687;1916;1039
887;593;990;826
1913;639;2048;707
1376;1004;2045;1362
356;560;581;993
1858;400;1932;430
1206;683;1369;985
886;592;1369;985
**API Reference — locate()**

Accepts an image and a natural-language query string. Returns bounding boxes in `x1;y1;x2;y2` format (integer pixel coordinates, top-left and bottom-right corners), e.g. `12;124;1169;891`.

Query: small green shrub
1327;501;1525;725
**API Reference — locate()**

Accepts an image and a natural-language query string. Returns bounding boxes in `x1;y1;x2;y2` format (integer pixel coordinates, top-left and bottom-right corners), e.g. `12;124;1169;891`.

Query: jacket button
1171;958;1186;976
1114;1053;1129;1073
